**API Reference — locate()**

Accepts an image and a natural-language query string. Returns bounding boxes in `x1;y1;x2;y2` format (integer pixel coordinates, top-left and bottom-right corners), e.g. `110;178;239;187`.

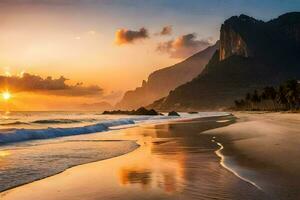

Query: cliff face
219;14;265;60
219;21;250;60
116;42;218;110
149;12;300;111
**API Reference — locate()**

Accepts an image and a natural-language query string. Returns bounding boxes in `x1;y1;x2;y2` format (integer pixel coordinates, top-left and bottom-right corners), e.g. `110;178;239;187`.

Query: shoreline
0;140;141;193
213;141;263;191
0;113;231;194
204;111;300;199
3;112;297;199
1;114;266;200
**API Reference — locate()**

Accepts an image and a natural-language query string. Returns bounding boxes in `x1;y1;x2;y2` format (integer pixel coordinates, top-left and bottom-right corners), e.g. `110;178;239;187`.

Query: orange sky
0;4;184;92
0;2;217;110
0;0;294;110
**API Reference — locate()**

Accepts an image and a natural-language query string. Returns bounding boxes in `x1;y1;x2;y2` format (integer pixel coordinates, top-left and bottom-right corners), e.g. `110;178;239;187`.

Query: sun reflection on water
0;151;10;158
117;126;187;194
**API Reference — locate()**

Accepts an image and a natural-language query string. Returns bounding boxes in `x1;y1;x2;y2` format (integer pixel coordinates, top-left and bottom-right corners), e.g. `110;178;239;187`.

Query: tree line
234;80;300;111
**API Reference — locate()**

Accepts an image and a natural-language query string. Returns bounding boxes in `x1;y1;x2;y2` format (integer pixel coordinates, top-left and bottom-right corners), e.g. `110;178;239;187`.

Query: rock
135;107;159;115
102;107;159;115
168;111;180;116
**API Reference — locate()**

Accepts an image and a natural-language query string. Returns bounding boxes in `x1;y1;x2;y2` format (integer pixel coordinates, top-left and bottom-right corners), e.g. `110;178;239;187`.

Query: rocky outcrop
219;14;263;60
220;23;250;60
103;107;159;115
116;42;219;110
168;111;180;116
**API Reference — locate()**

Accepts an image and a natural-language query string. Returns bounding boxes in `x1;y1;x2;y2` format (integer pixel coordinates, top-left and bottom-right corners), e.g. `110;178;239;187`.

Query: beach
1;112;299;199
204;112;300;199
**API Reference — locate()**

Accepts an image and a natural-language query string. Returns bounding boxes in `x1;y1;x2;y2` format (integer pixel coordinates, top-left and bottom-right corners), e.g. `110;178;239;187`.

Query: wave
32;119;88;124
0;112;231;145
0;121;30;126
0;119;98;126
0;119;135;145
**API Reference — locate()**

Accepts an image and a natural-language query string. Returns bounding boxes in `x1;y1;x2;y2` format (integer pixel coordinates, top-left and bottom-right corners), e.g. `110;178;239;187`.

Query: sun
2;91;11;101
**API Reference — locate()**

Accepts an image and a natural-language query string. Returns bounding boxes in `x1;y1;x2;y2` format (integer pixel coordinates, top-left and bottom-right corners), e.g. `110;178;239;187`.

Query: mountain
115;42;219;110
149;12;300;111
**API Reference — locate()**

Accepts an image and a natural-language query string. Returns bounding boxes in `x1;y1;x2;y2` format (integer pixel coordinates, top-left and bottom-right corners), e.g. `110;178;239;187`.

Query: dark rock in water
188;111;198;114
102;107;159;115
168;111;180;116
135;107;158;115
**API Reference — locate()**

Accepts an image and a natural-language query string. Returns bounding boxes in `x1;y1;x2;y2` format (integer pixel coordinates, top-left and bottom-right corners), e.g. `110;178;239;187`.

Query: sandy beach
204;112;300;199
1;112;300;200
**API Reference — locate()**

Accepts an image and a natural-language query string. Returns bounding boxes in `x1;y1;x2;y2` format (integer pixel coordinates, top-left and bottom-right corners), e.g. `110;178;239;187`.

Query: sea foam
0;118;135;145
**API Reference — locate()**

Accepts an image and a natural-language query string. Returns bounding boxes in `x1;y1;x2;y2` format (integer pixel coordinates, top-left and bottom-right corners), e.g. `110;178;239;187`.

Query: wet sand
204;112;300;200
0;115;267;200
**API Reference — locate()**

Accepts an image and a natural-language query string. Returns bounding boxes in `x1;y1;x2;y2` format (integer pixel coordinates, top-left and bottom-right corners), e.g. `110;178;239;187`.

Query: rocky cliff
116;42;218;110
219;15;255;60
149;12;300;111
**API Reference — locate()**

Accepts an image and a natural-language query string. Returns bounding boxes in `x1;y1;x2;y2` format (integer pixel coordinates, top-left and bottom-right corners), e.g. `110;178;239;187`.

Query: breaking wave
0;119;135;145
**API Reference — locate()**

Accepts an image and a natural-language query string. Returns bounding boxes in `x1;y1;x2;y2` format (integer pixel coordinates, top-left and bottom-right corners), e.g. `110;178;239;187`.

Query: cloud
0;0;93;5
158;26;172;36
115;27;149;45
156;33;211;58
0;73;103;96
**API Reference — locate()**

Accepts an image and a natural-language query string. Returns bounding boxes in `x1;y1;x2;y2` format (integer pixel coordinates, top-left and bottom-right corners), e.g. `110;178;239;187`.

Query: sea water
0;111;228;192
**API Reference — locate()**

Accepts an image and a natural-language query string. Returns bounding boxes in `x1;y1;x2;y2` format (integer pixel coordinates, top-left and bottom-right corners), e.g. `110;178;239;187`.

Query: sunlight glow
2;91;11;101
0;151;10;157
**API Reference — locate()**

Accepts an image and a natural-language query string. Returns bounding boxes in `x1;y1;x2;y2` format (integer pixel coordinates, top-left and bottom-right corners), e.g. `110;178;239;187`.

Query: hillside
115;42;218;109
149;12;300;111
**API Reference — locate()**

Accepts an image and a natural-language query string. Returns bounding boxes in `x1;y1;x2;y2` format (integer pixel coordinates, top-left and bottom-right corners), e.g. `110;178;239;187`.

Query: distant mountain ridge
116;42;218;109
149;12;300;111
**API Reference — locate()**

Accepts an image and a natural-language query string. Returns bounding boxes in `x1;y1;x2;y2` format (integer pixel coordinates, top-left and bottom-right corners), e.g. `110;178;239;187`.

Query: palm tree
235;79;299;111
245;92;251;110
277;85;288;110
251;90;261;110
262;86;277;110
283;80;299;110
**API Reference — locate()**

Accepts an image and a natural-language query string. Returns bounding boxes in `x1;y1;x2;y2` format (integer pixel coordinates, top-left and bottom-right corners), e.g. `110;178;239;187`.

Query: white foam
0;112;230;145
0;119;135;145
214;141;263;191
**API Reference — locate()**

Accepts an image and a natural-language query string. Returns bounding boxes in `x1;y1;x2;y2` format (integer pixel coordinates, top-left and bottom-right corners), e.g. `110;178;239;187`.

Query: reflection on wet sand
0;151;10;157
118;139;186;193
0;115;268;200
115;116;267;199
0;151;10;167
119;167;152;186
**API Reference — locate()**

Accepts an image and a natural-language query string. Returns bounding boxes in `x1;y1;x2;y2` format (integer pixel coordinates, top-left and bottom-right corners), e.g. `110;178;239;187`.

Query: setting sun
2;91;11;101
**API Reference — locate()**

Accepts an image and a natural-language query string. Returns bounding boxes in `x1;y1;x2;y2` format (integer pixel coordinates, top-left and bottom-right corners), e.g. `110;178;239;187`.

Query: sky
0;0;299;110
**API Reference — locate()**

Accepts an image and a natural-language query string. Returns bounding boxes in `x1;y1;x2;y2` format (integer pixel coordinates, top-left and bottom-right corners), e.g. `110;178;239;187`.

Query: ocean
0;111;228;192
